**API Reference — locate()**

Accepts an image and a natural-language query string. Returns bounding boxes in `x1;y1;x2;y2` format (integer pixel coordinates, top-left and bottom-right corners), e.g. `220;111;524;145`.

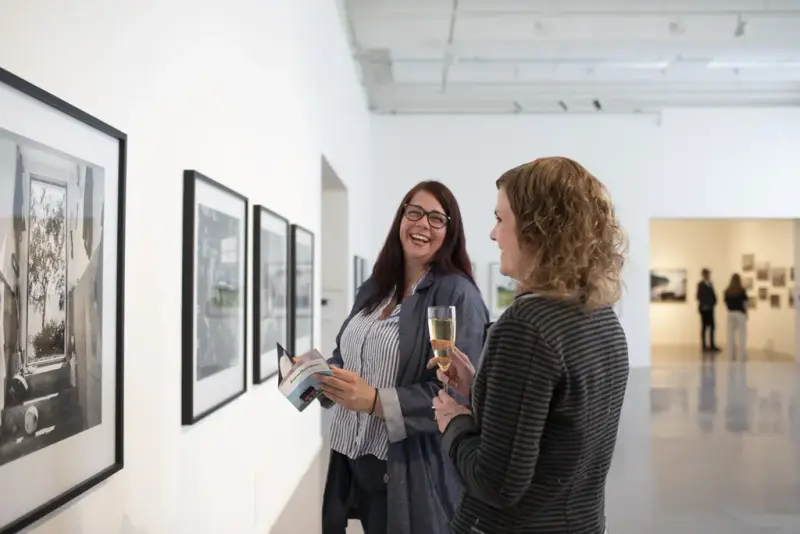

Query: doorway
319;156;349;439
649;218;798;364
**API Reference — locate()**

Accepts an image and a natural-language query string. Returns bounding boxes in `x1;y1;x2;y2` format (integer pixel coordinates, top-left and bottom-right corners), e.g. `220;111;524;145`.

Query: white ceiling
341;0;800;114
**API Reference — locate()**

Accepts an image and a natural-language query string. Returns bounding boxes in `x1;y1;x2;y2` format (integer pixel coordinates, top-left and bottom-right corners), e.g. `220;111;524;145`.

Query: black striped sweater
442;293;629;534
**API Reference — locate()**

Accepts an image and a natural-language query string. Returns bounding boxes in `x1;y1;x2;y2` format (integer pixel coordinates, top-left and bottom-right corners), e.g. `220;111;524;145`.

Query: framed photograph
290;225;314;356
748;297;757;311
360;257;369;285
743;276;754;290
758;287;768;300
741;254;754;272
788;290;794;309
0;67;125;533
770;294;781;309
756;262;770;282
253;206;289;384
489;262;516;318
181;170;247;425
650;269;688;303
353;255;364;299
771;267;787;288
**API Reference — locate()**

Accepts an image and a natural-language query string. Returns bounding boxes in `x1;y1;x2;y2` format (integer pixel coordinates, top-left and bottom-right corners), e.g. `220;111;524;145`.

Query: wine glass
427;306;456;372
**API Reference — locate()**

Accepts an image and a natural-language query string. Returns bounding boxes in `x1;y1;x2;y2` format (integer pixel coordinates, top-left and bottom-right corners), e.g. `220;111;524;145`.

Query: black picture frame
360;257;369;285
352;255;362;299
0;67;126;534
289;225;315;356
252;205;290;384
181;170;248;425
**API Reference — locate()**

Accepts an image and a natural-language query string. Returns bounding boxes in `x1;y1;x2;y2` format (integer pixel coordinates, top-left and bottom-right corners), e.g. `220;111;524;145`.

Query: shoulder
484;308;562;376
502;294;621;346
429;271;479;296
429;272;485;308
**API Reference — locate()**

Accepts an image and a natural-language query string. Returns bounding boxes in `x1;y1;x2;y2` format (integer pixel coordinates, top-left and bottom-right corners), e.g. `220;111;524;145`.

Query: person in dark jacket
697;268;720;352
317;180;489;534
431;157;629;534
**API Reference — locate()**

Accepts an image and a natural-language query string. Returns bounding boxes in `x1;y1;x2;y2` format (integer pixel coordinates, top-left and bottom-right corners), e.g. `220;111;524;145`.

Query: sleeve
440;316;562;509
382;280;490;443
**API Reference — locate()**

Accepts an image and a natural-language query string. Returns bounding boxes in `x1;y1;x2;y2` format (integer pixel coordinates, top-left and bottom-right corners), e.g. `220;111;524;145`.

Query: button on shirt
329;296;402;461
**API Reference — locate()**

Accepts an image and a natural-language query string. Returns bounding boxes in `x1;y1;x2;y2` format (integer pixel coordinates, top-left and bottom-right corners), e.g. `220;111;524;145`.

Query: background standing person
697;268;720;353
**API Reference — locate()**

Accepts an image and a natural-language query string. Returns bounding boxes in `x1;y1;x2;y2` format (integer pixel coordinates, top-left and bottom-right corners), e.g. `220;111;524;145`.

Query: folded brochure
276;342;333;411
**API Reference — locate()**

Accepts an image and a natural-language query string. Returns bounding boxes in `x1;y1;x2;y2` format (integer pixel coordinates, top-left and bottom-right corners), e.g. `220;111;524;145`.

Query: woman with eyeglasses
317;180;490;534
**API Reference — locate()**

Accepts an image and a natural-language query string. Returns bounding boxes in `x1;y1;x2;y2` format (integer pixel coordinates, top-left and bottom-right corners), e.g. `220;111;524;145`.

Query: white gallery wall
650;219;796;356
370;109;800;368
0;1;372;533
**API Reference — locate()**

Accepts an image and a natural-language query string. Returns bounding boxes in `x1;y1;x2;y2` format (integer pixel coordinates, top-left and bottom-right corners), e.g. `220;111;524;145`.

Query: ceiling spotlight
558;100;569;112
593;99;602;111
734;15;746;37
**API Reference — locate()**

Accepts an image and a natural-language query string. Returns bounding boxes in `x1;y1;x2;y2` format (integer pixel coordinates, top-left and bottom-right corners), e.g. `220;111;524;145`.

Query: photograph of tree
0;128;104;468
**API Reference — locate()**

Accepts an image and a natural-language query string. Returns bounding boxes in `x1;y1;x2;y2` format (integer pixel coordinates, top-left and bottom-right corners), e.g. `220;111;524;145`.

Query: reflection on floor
271;347;800;534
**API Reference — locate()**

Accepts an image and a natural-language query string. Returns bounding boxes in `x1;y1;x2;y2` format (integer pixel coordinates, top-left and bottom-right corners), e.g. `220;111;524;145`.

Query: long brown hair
496;157;627;311
364;180;475;314
725;273;744;296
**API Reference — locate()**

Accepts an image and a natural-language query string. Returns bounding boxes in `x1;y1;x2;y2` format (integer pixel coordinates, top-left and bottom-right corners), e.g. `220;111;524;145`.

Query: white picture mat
192;178;246;416
0;78;120;527
293;228;313;354
258;209;287;379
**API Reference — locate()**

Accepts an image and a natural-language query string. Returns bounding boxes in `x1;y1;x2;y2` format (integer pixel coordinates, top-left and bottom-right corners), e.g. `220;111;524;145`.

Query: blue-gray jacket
324;269;490;534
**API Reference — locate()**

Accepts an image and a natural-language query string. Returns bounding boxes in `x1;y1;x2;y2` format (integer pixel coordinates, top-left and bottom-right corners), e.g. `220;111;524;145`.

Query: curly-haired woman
431;157;629;534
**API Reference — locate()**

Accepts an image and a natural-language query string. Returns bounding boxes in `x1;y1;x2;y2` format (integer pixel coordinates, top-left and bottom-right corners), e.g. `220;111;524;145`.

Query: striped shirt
442;293;629;534
328;295;402;461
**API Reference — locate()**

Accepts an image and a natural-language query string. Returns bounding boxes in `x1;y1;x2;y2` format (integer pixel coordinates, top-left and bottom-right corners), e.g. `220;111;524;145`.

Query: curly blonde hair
497;157;627;311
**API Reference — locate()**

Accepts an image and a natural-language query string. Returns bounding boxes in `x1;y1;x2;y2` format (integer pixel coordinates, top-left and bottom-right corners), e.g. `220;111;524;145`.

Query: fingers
330;368;356;381
318;377;347;393
436;368;458;387
449;345;472;365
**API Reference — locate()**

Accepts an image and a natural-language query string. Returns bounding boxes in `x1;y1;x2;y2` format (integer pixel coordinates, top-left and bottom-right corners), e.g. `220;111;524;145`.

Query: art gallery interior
650;218;800;363
0;1;799;534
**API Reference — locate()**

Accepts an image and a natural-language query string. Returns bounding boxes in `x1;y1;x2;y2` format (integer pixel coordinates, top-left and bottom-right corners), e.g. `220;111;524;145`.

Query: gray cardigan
324;269;489;534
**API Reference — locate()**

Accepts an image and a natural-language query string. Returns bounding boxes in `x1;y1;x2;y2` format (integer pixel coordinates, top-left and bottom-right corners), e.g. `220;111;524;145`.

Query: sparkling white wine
428;317;456;371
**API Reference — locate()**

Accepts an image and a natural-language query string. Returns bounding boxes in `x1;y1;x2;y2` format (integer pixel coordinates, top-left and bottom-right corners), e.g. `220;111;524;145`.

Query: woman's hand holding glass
427;345;475;399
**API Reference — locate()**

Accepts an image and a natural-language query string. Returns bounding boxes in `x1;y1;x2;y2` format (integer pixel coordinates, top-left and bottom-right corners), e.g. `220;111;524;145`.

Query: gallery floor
269;346;800;534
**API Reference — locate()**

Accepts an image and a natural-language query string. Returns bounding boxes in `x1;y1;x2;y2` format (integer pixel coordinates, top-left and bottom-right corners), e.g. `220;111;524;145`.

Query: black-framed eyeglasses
402;203;449;229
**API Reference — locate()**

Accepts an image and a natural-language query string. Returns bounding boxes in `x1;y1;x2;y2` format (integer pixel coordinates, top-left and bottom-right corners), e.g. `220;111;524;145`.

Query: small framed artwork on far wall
742;253;754;272
756;262;770;282
649;269;688;303
181;170;248;425
290;225;315;356
252;205;290;385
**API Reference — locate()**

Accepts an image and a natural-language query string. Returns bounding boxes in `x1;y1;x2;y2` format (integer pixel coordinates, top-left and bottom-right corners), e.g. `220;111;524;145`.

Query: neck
404;261;427;292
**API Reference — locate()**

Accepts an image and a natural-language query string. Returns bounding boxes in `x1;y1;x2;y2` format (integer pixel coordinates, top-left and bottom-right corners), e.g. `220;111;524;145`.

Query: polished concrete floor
271;346;800;534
